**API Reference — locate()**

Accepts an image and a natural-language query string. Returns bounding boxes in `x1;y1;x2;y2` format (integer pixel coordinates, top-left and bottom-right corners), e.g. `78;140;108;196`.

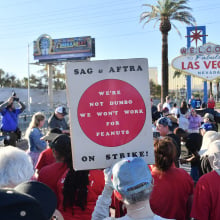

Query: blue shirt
0;108;21;132
200;123;214;132
190;99;196;109
28;128;47;152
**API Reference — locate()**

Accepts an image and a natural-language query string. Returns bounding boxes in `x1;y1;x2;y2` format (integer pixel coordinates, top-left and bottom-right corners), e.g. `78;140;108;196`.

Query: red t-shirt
57;169;105;220
150;167;194;220
191;171;220;220
35;148;56;171
37;162;67;198
207;99;215;109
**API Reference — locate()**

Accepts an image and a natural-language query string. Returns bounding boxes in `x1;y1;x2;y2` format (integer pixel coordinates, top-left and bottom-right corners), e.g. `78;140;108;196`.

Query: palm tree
140;0;196;103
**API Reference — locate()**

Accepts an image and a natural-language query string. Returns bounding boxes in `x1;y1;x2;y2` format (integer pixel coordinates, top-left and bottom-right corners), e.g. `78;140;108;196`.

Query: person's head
156;117;172;136
206;140;220;173
180;100;187;109
30;112;45;128
203;113;214;123
173;127;188;143
180;100;188;114
6;102;15;111
191;95;194;99
185;133;203;153
199;131;220;156
0;146;34;188
173;103;177;108
112;157;153;205
55;106;67;119
0;181;57;220
154;137;176;171
50;134;72;163
190;108;197;117
210;94;213;99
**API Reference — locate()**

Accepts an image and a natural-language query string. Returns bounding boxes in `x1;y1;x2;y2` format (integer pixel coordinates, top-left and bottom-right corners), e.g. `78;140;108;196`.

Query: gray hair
0;146;34;187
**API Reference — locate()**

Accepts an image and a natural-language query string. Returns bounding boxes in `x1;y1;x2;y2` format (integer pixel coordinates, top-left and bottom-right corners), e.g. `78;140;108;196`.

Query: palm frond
140;0;196;35
171;23;181;37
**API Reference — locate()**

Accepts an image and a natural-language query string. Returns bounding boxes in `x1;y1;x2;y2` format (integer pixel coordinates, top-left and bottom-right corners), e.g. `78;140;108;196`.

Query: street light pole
27;44;31;112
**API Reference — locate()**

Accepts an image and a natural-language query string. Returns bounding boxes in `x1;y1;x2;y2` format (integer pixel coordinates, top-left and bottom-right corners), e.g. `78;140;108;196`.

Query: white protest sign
66;58;154;170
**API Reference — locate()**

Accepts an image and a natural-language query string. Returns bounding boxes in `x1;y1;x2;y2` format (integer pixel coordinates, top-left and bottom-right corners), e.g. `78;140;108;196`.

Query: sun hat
55;106;67;116
0;181;57;220
112;157;152;196
204;113;214;122
41;127;62;141
199;131;220;156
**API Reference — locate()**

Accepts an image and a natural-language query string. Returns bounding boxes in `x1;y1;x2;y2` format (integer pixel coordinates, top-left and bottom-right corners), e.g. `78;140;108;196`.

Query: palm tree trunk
161;31;169;103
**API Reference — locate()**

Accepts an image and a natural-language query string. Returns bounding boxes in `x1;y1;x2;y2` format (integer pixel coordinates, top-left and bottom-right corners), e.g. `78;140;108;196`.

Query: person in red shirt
150;137;194;220
191;140;220;220
35;128;62;172
207;94;215;109
57;168;105;220
42;134;105;220
37;134;70;197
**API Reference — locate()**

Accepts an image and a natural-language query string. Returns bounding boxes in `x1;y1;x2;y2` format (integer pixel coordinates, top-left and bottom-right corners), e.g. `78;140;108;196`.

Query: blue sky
0;0;220;84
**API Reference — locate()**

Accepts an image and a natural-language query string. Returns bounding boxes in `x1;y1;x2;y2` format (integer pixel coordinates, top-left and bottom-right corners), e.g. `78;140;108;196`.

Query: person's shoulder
90;169;104;174
163;103;168;107
30;127;40;134
154;215;174;220
15;108;21;113
40;148;52;156
41;161;64;171
103;218;116;220
48;113;55;121
42;147;52;153
170;167;192;178
198;170;218;183
89;169;105;180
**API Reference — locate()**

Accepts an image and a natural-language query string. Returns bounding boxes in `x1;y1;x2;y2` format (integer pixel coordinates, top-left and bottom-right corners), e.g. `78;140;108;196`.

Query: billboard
33;34;95;62
172;42;220;81
66;58;154;170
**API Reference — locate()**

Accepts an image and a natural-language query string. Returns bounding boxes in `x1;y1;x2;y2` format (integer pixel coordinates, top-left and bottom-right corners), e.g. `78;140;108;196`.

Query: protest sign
66;58;154;170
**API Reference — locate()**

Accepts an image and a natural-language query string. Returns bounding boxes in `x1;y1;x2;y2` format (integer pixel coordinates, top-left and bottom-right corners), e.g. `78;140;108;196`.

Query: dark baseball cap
0;181;57;220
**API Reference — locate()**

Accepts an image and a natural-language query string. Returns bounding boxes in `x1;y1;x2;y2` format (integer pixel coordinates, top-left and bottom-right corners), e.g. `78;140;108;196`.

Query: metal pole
27;44;31;112
47;64;53;109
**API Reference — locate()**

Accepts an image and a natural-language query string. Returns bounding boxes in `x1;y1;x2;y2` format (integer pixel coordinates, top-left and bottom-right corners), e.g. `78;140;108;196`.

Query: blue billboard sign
33;34;95;62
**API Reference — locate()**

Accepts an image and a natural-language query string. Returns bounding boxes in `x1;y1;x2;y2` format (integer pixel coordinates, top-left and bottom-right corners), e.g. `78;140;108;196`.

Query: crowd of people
0;92;220;219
